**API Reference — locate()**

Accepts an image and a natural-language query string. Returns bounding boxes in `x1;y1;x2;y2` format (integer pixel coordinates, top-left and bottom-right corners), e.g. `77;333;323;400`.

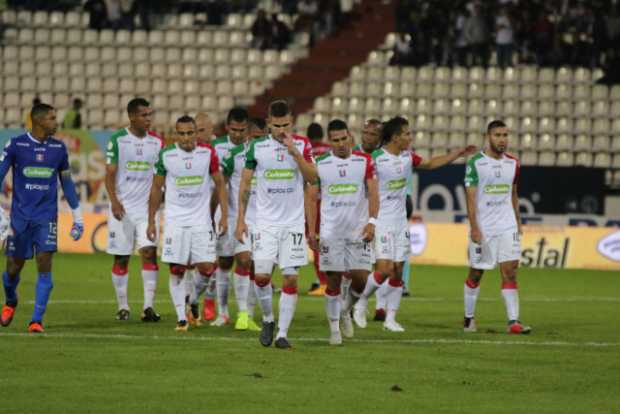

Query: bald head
195;112;214;144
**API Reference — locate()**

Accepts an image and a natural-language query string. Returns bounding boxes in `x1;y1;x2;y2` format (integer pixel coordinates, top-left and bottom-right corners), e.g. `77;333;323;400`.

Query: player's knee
196;263;216;277
254;275;271;287
469;268;484;282
235;258;251;273
218;256;233;270
114;255;130;268
169;264;187;276
142;262;158;271
140;248;157;264
112;262;129;276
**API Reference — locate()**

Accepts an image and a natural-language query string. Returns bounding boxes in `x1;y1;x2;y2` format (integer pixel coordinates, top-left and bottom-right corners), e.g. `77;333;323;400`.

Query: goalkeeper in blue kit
0;103;84;333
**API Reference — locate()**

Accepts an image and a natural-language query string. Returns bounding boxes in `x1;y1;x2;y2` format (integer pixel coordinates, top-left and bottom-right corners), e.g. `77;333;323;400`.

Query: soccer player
195;112;216;144
463;120;530;334
0;103;84;332
353;118;381;154
147;115;228;331
353;116;476;332
307;119;379;345
235;100;317;349
105;98;163;322
306;122;331;296
249;117;268;138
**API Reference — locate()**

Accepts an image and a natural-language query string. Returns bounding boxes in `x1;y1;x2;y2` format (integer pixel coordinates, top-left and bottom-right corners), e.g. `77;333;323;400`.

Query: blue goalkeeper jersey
0;133;70;222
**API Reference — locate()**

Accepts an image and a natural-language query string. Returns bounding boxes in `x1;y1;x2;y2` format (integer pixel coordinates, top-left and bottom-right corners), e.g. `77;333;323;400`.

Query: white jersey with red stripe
372;148;422;227
154;143;219;228
244;134;313;227
316;150;375;239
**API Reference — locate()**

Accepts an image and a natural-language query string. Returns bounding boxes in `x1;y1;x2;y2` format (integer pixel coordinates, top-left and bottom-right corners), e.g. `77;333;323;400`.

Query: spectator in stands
296;0;319;46
206;0;227;26
271;13;292;50
495;6;514;68
105;0;122;29
84;0;108;30
464;3;489;67
452;7;470;66
531;7;555;66
389;33;415;66
62;98;84;130
251;9;272;49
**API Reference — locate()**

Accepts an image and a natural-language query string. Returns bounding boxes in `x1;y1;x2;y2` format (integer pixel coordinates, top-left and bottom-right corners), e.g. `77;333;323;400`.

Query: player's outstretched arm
0;151;12;241
306;184;319;251
417;145;478;170
212;171;228;236
60;170;84;241
362;177;380;242
105;164;125;220
466;187;482;243
147;174;164;242
235;168;253;243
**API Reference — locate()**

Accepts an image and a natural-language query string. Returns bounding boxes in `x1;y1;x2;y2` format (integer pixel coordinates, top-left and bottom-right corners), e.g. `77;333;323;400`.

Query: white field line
0;332;618;348
23;296;620;305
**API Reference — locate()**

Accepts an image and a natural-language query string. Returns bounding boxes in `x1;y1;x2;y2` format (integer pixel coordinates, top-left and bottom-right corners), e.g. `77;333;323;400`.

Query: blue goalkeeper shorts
5;218;58;259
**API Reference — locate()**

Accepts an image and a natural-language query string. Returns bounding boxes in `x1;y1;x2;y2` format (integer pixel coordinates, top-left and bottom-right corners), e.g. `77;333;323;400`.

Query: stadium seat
366;82;382;97
169;95;184;110
593;153;611;168
449;116;467;132
538;84;554;101
574;85;591;101
538;101;555;117
467;99;484;116
574;119;591;134
399;98;413;114
413;131;431;149
384;66;400;82
520;84;537;101
593;136;610;152
556;118;573;134
448;132;466;148
452;83;467;99
519;101;537;117
556;134;573;151
415;114;431;131
401;67;416;81
467;116;484;133
99;29;115;45
519;134;535;150
613;155;620;168
484;99;502;116
231;49;248;64
416;83;432;98
3;76;19;92
592;101;609;118
574;135;592;151
556;84;571;101
4;108;22;128
431;116;449;132
538;117;555;134
164;30;181;47
400;81;415;97
592;119;610;135
538;68;554;84
467;132;483;146
502;85;519;100
3;61;19;75
416;98;431;114
556;152;573;166
365;98;381;117
468;83;484;99
166;48;182;63
100;46;116;62
573;68;591;84
117;47;132;62
36;77;53;93
3;92;20;107
383;82;398;98
417;67;434;83
485;67;501;84
134;79;150;95
450;99;466;115
433;99;449;115
538;152;555;166
538;133;554;151
520;151;538;166
503;100;519;116
382;98;398;115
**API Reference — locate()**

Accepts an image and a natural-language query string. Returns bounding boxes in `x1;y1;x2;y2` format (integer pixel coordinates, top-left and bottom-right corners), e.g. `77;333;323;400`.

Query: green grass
1;253;619;413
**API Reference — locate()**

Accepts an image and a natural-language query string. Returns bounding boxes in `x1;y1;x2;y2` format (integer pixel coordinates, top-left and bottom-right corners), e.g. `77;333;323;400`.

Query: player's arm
104;137;125;220
58;145;84;241
362;176;379;243
212;171;228;236
283;135;318;183
147;174;164;242
306;183;319;251
512;182;522;235
416;145;477;170
0;140;15;240
235;167;253;243
464;161;481;243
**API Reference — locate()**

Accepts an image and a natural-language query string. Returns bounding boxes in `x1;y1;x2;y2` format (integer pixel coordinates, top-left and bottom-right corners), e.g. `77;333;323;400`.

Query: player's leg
252;225;279;346
168;264;189;331
246;261;260;331
383;261;406;332
233;250;252;330
214;230;235;326
464;268;484;332
1;256;26;327
106;213;134;320
273;227;308;349
136;217;160;322
319;238;345;345
203;274;217;321
353;259;390;329
374;279;388;321
28;252;54;332
500;260;530;334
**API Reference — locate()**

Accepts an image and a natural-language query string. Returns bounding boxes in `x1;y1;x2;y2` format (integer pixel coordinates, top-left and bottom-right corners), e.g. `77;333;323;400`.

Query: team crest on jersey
136;148;143;156
36;153;44;162
276;153;284;161
339;169;346;177
185;161;192;169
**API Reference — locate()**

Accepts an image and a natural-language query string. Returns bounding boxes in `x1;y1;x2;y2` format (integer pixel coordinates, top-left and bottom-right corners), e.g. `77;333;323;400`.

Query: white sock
360;272;382;299
340;276;352;302
190;270;209;304
254;282;273;322
375;279;389;310
111;270;129;311
501;287;519;321
169;275;187;322
464;281;480;318
141;266;158;310
184;270;193;299
216;268;231;316
247;279;258;318
205;276;216;299
342;288;359;313
234;271;250;312
385;281;403;322
325;290;341;333
277;289;298;339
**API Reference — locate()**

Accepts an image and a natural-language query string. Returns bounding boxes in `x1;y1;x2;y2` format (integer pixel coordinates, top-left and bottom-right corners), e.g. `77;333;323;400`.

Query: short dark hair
227;107;249;124
250;117;267;130
381;116;408;145
176;115;196;126
306;122;324;140
327;119;348;133
31;103;55;121
268;99;290;117
127;97;150;114
487;119;507;134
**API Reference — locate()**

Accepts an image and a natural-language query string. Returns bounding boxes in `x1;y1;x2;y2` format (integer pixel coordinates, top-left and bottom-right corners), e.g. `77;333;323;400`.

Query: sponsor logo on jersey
25;183;50;191
16;142;30;147
264;169;295;180
483;184;510;194
23;166;54;178
175;176;204;186
48;143;62;148
387;178;407;190
126;161;151;171
327;183;358;195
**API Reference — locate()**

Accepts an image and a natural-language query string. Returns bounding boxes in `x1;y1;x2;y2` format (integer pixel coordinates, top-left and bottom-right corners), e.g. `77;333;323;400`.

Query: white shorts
253;224;308;270
217;222;253;257
468;230;521;270
106;210;158;255
374;224;411;263
161;225;217;265
319;238;373;272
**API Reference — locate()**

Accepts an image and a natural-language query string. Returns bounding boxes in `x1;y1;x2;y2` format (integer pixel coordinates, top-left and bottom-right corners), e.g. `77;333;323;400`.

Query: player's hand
361;223;375;243
458;145;478;158
111;199;126;221
218;217;228;237
146;222;157;242
70;222;84;241
0;209;10;241
282;134;301;158
308;231;319;251
235;221;248;243
470;226;482;244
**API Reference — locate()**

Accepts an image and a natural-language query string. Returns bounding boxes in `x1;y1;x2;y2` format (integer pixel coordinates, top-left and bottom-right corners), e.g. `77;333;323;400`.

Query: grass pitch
0;253;618;413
